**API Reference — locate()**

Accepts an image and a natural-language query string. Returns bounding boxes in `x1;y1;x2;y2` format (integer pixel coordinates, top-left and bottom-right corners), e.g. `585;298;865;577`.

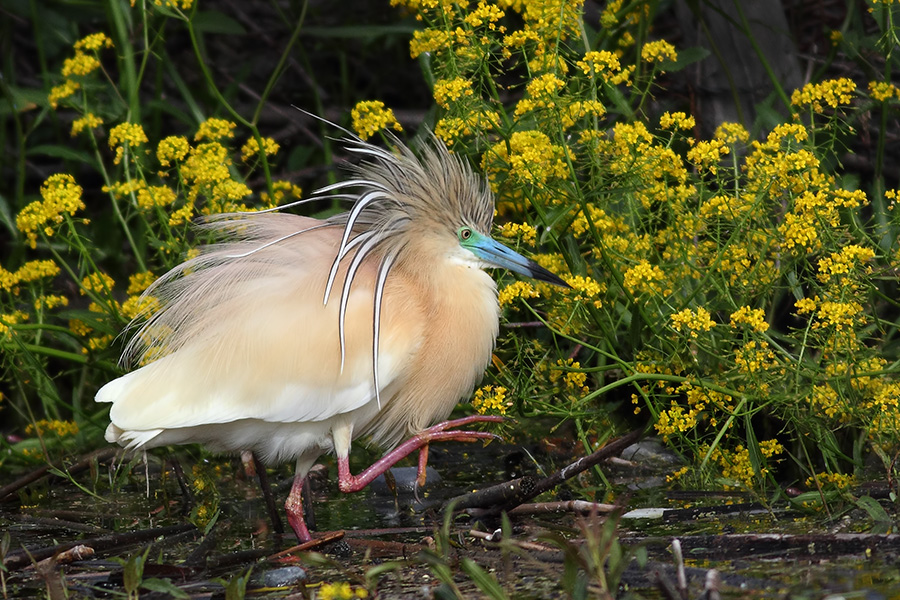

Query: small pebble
261;566;307;588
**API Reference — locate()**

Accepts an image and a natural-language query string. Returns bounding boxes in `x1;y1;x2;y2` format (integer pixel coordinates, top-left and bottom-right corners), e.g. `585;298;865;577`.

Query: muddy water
2;440;899;598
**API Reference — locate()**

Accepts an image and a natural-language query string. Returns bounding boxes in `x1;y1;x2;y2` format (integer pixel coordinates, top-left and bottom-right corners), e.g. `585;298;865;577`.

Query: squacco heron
96;132;568;541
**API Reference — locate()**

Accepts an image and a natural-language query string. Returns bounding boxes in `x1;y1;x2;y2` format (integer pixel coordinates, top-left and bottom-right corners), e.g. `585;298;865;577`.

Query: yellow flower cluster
157;135;191;166
549;358;589;395
81;272;115;296
714;122;750;144
261;180;304;207
319;582;368;600
868;80;900;102
409;29;453;57
472;384;509;415
0;311;29;339
734;340;778;373
622;260;668;296
48;33;113;109
816;244;875;285
484;131;568;187
564;275;603;308
0;260;60;292
136;185;177;210
48;80;81;109
498;222;537;245
350;100;403;140
71;113;104;137
433;77;475;109
655;402;699;440
16;174;86;248
25;419;80;437
576;50;633;85
498;280;539;306
707;440;783;489
806;471;854;490
434;110;501;145
240;137;280;163
641;40;678;64
686;139;728;174
108;122;149;165
34;295;69;311
670;307;716;338
464;1;505;28
729;306;769;332
790;78;856;112
194;117;236;142
659;111;695;131
127;272;158;295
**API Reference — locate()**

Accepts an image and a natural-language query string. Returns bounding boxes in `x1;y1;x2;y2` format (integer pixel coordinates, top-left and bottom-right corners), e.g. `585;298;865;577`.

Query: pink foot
338;415;506;493
284;472;312;542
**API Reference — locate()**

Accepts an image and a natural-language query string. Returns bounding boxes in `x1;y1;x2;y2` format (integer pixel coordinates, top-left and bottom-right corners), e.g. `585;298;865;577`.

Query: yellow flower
128;272;158;295
81;272;115;296
157;136;191;166
497;222;537;245
868;80;899;102
11;260;61;286
194;118;236;142
48;80;80;109
686;139;728;173
260;180;303;206
484;131;568;186
670;307;716;338
350;100;402;140
240;137;280;162
472;385;509;415
790;78;856;112
26;419;80;437
659;111;695;131
433;77;475;109
318;582;368;600
74;33;114;51
35;295;69;311
136;185;177;210
641;40;677;64
564;275;604;308
61;52;101;77
409;29;452;58
71;113;104;137
108;122;149;164
729;306;769;332
498;280;539;306
16;174;86;248
464;1;505;28
576;50;633;85
623;260;668;296
794;297;816;315
714;122;750;144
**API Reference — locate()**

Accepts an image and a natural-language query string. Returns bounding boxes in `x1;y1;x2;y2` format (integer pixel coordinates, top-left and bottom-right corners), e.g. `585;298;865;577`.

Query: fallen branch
4;523;196;571
445;428;643;516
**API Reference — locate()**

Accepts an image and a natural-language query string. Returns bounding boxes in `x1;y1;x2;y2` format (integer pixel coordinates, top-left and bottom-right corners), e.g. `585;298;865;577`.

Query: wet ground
2;436;900;599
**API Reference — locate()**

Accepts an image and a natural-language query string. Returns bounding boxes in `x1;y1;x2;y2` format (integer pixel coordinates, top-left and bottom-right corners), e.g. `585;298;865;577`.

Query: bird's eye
458;227;473;241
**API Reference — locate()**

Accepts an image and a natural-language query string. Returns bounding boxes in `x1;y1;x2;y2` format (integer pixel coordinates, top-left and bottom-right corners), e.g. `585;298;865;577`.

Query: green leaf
460;558;509;600
141;578;191;598
856;495;891;524
26;144;96;165
661;46;710;72
193;10;247;35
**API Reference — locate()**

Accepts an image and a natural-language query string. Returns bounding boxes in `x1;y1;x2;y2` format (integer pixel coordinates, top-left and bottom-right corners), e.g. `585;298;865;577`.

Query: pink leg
284;472;312;542
338;415;505;493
